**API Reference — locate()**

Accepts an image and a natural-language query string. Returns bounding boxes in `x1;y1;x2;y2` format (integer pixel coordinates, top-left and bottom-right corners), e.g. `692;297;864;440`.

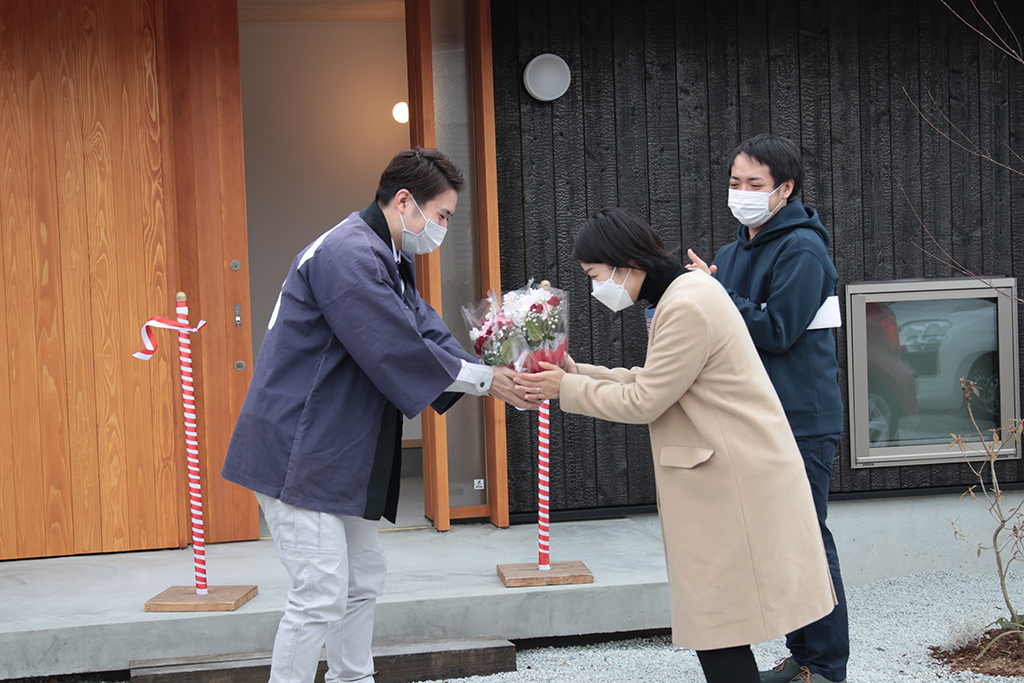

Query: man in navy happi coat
222;148;532;683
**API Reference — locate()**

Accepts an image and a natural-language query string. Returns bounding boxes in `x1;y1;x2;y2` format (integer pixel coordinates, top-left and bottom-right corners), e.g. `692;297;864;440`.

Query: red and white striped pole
132;292;208;595
176;292;208;594
538;399;551;571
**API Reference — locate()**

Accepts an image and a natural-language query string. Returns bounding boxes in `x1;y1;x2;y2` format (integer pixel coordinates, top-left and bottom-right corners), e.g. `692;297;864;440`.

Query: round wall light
523;53;571;101
392;101;409;124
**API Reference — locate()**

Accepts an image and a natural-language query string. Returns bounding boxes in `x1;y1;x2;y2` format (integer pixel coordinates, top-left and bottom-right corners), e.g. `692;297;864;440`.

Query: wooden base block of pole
496;560;594;587
144;585;258;612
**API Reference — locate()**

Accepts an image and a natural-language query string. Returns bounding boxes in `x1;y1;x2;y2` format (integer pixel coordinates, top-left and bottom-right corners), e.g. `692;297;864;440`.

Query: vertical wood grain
162;0;259;545
163;0;199;548
1;0;48;559
0;0;26;559
135;0;181;549
51;0;103;555
175;1;217;548
110;0;160;551
213;0;258;541
189;0;252;543
0;0;254;559
152;0;188;550
81;0;130;551
187;0;230;545
26;0;74;556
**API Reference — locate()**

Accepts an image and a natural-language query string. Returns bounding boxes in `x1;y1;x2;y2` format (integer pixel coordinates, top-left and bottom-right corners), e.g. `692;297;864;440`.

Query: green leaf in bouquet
500;338;515;364
525;318;544;343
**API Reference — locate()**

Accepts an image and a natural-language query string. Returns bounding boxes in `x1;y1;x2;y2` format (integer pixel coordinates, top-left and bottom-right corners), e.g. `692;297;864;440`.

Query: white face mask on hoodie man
727;184;785;229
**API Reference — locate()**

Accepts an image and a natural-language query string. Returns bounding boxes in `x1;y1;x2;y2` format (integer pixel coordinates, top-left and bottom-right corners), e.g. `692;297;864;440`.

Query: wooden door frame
405;0;508;530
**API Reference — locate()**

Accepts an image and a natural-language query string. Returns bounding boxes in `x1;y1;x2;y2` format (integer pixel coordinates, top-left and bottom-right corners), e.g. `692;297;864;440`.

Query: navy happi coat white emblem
222;202;476;522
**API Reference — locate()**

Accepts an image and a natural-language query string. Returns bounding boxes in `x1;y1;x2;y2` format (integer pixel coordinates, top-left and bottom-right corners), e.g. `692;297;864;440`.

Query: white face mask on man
591;267;634;312
727;184;783;229
400;196;447;254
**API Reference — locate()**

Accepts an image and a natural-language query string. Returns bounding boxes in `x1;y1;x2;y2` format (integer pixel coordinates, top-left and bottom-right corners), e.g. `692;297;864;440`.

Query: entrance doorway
238;16;430;530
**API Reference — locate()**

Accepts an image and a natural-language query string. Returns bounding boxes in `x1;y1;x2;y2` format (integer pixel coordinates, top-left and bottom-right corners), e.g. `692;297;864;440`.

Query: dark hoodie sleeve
727;241;835;355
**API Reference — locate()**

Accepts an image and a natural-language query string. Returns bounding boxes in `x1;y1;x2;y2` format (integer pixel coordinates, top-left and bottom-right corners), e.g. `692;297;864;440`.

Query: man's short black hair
728;133;803;198
375;147;466;205
571;207;678;273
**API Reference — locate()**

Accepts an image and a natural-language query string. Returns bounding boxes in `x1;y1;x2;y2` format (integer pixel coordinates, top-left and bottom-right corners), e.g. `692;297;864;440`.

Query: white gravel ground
418;569;1024;682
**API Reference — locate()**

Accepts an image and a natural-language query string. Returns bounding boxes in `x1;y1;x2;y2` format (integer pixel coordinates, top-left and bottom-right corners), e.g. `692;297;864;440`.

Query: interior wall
238;22;411;358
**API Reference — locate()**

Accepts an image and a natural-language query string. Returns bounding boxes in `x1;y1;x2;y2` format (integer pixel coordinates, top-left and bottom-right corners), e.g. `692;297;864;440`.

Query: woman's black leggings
695;645;759;683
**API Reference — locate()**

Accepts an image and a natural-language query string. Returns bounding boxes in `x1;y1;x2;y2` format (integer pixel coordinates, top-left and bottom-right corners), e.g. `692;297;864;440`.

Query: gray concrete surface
0;490;1017;680
0;516;669;680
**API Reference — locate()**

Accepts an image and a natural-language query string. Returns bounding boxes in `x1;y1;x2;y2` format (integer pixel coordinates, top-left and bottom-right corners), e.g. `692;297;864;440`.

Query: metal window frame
846;277;1020;468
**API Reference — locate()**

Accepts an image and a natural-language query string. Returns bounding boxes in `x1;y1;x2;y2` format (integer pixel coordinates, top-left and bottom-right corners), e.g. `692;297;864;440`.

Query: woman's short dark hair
375;147;466;205
571;207;677;273
727;133;803;198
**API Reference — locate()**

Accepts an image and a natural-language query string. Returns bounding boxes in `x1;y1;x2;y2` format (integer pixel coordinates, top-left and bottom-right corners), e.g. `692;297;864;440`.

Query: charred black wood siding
491;0;1024;513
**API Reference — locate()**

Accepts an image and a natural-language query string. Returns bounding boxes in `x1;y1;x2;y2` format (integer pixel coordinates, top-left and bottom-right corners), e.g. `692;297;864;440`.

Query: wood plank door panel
0;0;257;560
163;0;258;545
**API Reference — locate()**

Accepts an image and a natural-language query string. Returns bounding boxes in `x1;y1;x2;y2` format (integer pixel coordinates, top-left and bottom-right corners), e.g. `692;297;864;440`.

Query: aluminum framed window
846;278;1019;468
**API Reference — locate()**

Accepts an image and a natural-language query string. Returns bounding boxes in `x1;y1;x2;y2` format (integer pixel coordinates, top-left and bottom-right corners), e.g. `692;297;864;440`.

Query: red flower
530;303;544;314
474;333;490;355
548;296;561;307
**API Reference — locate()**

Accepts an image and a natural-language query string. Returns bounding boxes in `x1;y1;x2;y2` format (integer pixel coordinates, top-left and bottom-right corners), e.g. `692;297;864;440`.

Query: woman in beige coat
516;208;835;683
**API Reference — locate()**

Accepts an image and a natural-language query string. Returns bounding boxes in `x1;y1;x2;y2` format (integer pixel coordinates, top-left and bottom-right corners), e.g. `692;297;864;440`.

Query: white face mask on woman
400;196;447;254
727;184;783;229
591;267;634;312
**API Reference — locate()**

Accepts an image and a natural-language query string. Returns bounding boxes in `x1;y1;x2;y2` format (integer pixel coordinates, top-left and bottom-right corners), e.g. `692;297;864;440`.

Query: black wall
491;0;1024;514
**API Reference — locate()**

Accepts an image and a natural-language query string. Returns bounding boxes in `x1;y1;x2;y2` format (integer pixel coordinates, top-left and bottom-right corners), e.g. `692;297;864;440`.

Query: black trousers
696;645;759;683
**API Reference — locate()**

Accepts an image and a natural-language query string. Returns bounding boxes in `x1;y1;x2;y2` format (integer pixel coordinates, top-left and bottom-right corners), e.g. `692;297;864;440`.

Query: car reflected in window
864;302;919;446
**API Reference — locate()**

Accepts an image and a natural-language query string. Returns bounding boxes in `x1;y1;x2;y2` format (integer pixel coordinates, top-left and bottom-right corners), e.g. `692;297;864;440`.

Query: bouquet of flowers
462;281;569;372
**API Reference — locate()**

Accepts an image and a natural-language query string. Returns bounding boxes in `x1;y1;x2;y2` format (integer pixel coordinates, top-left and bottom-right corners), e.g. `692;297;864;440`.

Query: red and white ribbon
133;316;206;360
133;298;209;594
538;399;551;571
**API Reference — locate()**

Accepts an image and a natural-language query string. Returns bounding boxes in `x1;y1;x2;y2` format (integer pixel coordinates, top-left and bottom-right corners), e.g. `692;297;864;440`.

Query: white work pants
256;493;387;683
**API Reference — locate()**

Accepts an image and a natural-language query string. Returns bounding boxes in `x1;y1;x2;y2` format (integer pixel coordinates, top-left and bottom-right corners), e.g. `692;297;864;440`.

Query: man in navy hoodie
688;134;848;683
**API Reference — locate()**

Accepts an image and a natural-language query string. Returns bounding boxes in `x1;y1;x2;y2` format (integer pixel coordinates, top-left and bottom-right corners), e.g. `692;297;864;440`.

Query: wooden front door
0;0;257;560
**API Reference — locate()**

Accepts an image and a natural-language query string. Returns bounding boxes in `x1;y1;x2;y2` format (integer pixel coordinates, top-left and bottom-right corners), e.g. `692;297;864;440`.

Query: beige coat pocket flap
659;446;714;469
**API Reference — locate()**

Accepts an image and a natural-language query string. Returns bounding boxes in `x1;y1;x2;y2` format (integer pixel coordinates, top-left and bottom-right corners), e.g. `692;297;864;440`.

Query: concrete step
129;638;516;683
